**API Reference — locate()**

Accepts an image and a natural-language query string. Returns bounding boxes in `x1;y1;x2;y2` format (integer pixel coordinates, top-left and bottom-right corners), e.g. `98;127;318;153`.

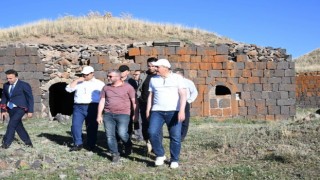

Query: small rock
15;160;30;169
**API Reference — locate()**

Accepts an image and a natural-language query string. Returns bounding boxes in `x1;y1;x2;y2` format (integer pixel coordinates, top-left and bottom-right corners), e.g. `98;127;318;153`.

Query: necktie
8;85;15;109
9;85;15;96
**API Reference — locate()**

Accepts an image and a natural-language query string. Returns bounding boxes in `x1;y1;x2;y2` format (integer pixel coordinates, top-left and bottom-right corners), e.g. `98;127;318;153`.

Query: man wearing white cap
146;59;187;169
65;66;105;151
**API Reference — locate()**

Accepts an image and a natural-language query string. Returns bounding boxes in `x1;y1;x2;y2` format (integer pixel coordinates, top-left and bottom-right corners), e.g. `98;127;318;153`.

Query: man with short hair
1;69;34;149
65;66;105;151
147;59;187;169
97;70;137;163
173;68;198;142
138;57;158;152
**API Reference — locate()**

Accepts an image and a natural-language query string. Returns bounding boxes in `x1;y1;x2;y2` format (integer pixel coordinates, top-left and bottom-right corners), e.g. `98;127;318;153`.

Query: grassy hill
0;12;233;46
295;48;320;72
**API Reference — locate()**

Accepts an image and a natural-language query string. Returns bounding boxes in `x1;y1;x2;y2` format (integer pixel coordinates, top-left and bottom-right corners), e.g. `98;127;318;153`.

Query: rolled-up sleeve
65;85;76;93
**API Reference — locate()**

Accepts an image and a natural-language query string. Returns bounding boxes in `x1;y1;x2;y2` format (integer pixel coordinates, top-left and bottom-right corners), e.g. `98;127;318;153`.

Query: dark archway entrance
49;82;74;117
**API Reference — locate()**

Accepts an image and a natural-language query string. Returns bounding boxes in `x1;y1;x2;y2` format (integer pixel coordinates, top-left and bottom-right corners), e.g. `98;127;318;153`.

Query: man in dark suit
0;69;34;149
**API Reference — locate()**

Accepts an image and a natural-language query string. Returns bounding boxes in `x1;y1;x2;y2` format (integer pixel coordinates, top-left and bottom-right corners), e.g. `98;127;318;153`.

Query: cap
81;66;94;74
119;65;130;72
151;59;171;68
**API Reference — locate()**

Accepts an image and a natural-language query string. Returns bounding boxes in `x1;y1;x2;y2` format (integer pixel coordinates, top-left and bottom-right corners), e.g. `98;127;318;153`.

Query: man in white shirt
173;68;198;142
147;59;186;169
65;66;105;151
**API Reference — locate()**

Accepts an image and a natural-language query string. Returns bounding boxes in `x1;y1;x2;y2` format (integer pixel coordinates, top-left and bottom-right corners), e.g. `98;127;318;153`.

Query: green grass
0;108;319;179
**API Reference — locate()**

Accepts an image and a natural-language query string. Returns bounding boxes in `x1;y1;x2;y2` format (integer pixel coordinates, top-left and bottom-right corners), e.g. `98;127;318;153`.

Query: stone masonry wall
296;71;320;108
0;42;295;120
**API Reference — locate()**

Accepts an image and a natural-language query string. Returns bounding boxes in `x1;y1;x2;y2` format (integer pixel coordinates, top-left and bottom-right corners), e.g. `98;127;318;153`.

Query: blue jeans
148;111;182;162
103;112;131;155
71;103;98;147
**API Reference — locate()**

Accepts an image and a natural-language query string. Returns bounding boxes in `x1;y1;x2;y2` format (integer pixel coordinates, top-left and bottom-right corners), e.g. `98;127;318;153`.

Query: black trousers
2;107;32;146
139;101;149;141
181;102;190;141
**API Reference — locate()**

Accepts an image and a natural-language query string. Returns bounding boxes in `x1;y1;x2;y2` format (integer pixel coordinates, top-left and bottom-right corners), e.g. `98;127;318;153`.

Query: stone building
0;41;295;120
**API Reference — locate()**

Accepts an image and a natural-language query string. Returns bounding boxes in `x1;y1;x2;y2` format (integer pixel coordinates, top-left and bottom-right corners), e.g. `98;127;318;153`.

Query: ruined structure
0;41;295;120
296;71;320;108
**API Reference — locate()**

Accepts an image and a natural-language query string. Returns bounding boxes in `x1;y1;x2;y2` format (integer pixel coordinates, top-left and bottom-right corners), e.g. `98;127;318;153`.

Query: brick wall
296;72;320;108
0;46;44;117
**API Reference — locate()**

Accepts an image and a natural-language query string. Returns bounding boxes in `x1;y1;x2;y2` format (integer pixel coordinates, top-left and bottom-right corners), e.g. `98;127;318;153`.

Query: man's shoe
1;144;9;149
170;162;179;169
69;144;83;152
146;140;152;154
155;156;166;166
112;154;120;163
124;141;132;157
25;143;33;148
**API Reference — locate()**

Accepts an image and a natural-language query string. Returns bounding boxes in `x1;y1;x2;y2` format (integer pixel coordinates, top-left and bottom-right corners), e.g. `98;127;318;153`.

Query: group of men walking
0;58;198;169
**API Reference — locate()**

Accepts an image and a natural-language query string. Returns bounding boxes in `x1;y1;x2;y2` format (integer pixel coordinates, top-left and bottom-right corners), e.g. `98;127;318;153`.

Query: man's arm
188;81;198;103
24;83;34;118
146;92;153;120
178;88;187;122
97;97;106;125
65;77;84;92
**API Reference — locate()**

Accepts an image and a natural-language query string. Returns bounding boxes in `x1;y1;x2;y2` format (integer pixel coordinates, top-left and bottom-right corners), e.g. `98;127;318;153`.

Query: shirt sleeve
65;84;76;93
187;80;198;103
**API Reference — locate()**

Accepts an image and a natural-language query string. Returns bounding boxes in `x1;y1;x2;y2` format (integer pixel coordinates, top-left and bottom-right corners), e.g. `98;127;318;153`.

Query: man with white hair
66;66;105;152
147;59;187;169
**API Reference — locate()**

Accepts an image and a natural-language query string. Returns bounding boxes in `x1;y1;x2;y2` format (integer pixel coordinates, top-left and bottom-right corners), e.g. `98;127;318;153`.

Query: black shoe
25;142;33;148
87;145;96;152
69;144;83;152
1;144;9;149
124;141;132;157
112;154;120;163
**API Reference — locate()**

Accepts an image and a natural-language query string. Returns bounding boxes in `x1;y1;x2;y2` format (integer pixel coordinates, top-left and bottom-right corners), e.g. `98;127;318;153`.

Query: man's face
107;72;120;84
155;66;168;76
6;74;17;85
82;72;94;81
120;70;129;78
132;71;141;80
147;62;157;74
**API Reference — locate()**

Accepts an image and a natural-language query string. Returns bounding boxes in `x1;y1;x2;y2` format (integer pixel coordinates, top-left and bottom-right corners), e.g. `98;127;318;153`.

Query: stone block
263;84;272;91
193;78;206;85
6;47;15;56
242;70;251;77
257;105;267;115
238;107;248;116
265;115;275;121
0;56;14;65
179;55;191;62
94;71;107;79
280;106;290;115
168;55;180;62
289;105;296;115
272;84;279;91
15;47;26;56
197;70;208;78
37;64;45;71
267;62;277;69
238;77;247;84
236;54;248;62
212;63;223;69
176;46;196;55
274;70;285;77
210;109;222;116
190;55;202;63
279;84;295;91
199;63;211;70
13;64;25;71
281;77;291;84
266;99;277;106
254;84;262;91
248;106;257;115
98;55;109;64
230;70;242;77
24;64;37;71
128;47;141;56
157;55;169;60
210;99;218;108
268;92;281;99
285;69;295;77
15;56;30;64
0;48;5;56
165;47;176;55
280;91;289;99
247;77;260;84
275;115;291;120
202;55;215;63
243;84;254;91
223;61;235;69
140;47;153;56
241;92;251;99
277;99;295;106
196;46;216;56
190;63;200;70
223;108;232;116
277;62;289;69
252;70;263;77
235;62;245;69
25;47;38;55
29;56;41;64
219;99;230;108
216;44;229;55
214;55;228;62
256;62;266;69
268;105;280;115
251;92;262;99
91;63;103;71
245;62;255;69
269;77;282;84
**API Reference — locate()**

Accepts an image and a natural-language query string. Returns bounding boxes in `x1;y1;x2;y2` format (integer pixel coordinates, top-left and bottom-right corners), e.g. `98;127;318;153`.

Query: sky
0;0;319;59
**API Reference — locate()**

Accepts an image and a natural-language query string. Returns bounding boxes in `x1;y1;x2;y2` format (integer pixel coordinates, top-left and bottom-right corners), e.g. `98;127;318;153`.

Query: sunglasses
107;75;118;78
83;73;92;77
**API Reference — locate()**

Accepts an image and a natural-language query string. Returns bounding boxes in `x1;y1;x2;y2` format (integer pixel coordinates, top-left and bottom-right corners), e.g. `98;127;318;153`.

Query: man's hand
1;112;7;122
97;115;103;125
27;113;33;118
178;111;185;122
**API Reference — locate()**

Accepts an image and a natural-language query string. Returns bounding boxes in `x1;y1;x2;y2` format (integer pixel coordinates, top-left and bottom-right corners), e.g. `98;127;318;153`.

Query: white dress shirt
65;78;105;104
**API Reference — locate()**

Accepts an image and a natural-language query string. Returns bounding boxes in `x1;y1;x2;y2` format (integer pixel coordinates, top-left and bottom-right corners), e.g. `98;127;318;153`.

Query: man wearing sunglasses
65;66;105;152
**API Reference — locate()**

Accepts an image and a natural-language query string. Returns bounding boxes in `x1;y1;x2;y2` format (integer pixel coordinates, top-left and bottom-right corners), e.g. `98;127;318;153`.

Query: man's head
173;68;185;77
118;65;130;79
107;70;121;84
151;59;171;77
147;57;158;74
132;70;141;81
81;66;95;81
5;69;18;85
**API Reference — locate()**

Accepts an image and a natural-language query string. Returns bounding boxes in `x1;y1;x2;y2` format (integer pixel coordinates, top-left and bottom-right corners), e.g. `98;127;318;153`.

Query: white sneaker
155;156;166;166
170;162;179;169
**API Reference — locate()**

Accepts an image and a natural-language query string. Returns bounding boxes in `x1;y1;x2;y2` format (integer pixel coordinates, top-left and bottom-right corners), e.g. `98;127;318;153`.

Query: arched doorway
49;82;74;117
